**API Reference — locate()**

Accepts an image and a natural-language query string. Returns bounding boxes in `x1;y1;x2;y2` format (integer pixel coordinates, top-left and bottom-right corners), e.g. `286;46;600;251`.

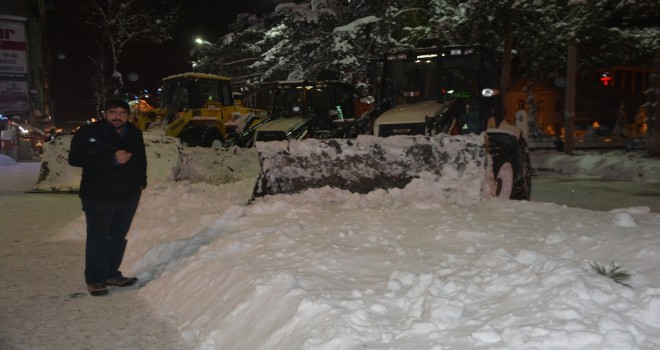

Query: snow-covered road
532;176;660;212
0;162;184;349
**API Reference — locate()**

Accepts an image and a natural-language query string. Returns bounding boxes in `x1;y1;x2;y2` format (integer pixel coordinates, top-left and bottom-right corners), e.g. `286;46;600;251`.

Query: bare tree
87;48;109;116
80;0;178;107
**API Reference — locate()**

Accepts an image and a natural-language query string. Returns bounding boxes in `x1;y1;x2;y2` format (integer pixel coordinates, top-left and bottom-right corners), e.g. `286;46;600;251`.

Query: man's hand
115;150;133;164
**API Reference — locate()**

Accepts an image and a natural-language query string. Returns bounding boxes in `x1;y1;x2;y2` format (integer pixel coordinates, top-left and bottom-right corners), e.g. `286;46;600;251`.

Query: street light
191;37;212;71
195;37;211;45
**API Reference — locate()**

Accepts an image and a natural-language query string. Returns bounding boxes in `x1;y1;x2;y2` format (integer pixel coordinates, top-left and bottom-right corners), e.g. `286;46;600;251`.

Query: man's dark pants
82;192;141;285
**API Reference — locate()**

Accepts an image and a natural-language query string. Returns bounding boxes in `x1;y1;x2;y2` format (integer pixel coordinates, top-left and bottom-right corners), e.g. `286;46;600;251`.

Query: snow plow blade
32;133;182;192
251;134;492;200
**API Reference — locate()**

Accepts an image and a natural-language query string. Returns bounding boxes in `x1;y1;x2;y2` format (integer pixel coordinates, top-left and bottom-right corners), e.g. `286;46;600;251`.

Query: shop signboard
0;19;28;113
0;76;28;112
0;20;27;74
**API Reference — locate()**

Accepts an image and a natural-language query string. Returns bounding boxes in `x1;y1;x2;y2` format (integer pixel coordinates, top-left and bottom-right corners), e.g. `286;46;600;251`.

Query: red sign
600;73;612;86
0;20;27;74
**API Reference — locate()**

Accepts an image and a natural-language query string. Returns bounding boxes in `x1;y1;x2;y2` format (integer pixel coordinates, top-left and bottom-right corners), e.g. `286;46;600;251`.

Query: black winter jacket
68;119;147;202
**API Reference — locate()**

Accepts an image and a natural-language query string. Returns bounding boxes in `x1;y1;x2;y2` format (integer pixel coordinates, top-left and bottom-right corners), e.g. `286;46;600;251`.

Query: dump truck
235;80;375;147
158;72;264;147
251;43;531;201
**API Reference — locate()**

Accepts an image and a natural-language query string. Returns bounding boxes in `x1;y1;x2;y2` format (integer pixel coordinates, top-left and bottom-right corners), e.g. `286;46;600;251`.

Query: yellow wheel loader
251;42;532;202
159;73;264;147
33;73;266;192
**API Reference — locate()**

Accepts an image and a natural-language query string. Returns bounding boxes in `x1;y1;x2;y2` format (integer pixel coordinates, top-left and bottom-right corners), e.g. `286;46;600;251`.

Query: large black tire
487;133;531;200
511;138;532;200
178;124;204;147
201;127;224;147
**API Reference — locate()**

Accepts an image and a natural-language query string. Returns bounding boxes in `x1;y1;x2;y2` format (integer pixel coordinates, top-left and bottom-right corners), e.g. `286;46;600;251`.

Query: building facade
0;0;49;158
505;66;651;139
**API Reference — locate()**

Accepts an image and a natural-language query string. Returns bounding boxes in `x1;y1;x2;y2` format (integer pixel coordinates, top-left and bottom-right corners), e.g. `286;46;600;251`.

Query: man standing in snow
68;98;147;296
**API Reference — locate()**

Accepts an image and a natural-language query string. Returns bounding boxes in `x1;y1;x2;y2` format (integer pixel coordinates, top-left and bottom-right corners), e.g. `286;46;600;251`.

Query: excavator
251;42;531;201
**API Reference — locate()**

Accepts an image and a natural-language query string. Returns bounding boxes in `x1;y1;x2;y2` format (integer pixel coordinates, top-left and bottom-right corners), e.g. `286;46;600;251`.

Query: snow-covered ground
1;147;660;349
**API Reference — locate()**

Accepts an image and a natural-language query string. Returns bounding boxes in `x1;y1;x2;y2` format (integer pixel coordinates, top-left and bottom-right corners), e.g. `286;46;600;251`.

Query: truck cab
373;43;531;200
252;81;374;143
374;44;503;137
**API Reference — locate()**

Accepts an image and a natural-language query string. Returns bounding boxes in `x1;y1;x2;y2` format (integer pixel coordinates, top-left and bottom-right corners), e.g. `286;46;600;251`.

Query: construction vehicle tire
510;138;532;200
488;132;529;200
179;124;203;147
493;161;514;199
201;127;224;147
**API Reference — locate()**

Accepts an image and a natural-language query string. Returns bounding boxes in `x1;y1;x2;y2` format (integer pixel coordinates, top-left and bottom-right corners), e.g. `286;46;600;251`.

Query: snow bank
177;146;259;185
129;187;660;349
531;150;660;182
45;146;660;349
0;154;17;166
32;134;181;192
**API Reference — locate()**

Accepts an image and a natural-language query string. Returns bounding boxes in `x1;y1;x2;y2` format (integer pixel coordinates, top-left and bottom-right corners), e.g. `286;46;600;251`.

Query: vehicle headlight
481;88;500;97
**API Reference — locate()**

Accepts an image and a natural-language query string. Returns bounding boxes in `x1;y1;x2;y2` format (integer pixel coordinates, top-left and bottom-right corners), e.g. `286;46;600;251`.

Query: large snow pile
33;134;183;192
15;133;660;349
46;144;660;349
177;146;259;185
31;136;82;191
0;154;17;166
531;150;660;182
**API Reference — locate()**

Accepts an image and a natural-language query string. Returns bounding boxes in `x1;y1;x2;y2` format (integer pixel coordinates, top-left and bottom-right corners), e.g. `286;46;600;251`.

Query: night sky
46;0;286;125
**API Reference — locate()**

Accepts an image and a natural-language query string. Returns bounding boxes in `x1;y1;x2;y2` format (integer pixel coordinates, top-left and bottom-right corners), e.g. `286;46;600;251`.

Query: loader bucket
251;134;492;200
32;133;182;192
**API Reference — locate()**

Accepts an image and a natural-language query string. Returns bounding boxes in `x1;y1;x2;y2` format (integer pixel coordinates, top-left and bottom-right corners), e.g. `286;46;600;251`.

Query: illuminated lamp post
192;37;212;70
